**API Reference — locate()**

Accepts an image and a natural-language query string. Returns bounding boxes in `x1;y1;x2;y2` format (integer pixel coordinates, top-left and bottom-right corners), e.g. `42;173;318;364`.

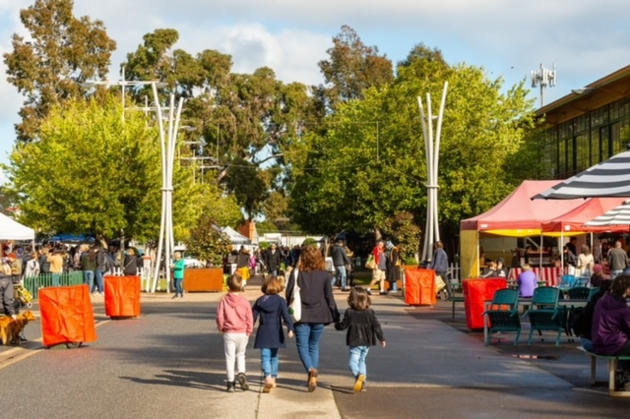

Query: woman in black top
336;286;386;392
286;244;339;392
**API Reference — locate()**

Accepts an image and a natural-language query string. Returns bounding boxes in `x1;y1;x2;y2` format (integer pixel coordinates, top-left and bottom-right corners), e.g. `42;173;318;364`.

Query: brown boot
308;368;318;392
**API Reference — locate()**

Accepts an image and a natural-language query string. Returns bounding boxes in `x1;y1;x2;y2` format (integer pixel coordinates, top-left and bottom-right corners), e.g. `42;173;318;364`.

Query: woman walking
286;244;339;392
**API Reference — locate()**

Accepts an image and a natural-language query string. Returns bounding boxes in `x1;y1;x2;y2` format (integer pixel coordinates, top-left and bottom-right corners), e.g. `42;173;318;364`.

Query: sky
1;0;630;183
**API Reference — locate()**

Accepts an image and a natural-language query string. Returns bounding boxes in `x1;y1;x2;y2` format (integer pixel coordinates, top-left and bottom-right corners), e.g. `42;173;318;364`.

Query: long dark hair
611;275;630;298
348;286;371;311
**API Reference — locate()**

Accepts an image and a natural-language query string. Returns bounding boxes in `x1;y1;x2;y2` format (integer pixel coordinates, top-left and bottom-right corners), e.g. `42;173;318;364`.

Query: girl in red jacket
217;274;254;392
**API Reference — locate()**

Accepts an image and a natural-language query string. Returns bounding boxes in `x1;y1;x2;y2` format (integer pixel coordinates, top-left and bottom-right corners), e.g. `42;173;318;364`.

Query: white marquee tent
0;212;35;241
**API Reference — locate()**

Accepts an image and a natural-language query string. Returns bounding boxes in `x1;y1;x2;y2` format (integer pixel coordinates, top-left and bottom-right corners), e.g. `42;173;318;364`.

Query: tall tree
289;46;535;240
5;95;205;241
317;25;393;110
3;0;116;142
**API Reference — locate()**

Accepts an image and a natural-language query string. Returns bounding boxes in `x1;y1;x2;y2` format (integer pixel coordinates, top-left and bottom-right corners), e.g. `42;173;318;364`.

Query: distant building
536;65;630;178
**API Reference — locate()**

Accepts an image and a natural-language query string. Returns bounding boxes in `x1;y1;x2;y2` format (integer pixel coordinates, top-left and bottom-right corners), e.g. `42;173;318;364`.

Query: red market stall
404;267;436;306
460;180;590;279
39;284;97;348
463;278;507;330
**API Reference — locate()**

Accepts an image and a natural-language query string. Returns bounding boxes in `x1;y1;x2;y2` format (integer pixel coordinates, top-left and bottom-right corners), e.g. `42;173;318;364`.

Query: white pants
223;333;248;382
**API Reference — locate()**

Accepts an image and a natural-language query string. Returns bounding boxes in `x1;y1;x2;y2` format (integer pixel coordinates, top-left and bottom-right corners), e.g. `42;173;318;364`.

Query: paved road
1;283;630;418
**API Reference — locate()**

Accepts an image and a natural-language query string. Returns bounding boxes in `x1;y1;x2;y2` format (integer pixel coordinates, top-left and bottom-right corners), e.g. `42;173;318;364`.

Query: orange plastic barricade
184;268;224;292
104;276;141;318
39;284;97;348
462;278;507;330
404;268;436;306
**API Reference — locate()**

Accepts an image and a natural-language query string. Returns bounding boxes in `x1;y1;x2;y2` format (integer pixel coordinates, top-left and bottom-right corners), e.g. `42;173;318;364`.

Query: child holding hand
336;286;386;393
253;276;294;393
217;274;253;392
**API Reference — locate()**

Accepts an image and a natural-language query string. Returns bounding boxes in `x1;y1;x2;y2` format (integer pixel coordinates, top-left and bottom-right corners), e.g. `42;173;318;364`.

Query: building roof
536;64;630;126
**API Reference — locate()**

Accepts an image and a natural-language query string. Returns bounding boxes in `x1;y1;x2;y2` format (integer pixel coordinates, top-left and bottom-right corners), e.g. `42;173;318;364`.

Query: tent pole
560;230;564;275
539;234;543;270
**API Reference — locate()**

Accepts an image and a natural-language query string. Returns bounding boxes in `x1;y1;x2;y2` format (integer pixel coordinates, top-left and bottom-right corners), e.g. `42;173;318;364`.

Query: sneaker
379;291;387;295
236;372;249;391
366;289;372;296
226;381;235;392
354;374;366;393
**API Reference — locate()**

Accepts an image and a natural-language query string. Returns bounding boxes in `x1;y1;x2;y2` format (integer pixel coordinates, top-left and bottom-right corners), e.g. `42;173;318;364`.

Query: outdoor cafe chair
567;286;590;300
483;288;521;346
587;287;601;302
522;286;564;346
559;275;576;289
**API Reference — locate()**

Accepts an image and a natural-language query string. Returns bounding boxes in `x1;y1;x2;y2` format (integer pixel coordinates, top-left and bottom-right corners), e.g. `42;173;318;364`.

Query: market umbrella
533;149;630;200
585;199;630;227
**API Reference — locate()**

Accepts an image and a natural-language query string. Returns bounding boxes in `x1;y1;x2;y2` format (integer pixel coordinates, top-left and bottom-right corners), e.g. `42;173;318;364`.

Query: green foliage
289;46;536;238
5;94;202;241
225;158;268;220
184;214;232;265
382;212;421;261
3;0;116;141
318;25;394;108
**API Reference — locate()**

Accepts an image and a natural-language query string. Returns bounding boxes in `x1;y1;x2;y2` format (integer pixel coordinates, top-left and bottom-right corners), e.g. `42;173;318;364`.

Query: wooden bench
577;346;630;397
450;295;465;320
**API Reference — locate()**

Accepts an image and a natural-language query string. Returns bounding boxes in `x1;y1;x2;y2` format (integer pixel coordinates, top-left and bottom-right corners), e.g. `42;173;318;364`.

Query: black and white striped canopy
585;199;630;226
534;150;630;199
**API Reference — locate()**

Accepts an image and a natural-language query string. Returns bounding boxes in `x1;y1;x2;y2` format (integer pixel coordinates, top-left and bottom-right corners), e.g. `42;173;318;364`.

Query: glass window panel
601;126;611;158
576;133;589;171
567;137;575;174
558;137;566;177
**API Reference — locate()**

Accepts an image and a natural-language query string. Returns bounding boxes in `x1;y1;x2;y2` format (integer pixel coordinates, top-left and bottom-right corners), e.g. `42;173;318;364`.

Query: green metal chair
567;286;590;300
523;286;563;346
483;288;521;346
587;287;601;302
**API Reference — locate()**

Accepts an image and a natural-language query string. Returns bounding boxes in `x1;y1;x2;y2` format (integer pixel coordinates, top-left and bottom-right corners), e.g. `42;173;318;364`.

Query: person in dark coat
286;244;339;392
386;242;401;292
265;243;282;276
122;248;139;276
253;276;294;392
331;239;351;291
336;286;386;393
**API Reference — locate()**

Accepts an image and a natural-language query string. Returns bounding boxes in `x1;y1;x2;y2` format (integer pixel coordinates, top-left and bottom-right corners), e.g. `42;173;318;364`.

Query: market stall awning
534;149;630;199
585;199;630;227
541;197;628;233
0;212;35;241
460;180;585;236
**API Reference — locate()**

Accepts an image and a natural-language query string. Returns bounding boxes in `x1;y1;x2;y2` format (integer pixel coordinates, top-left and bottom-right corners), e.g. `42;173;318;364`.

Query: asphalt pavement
1;279;630;418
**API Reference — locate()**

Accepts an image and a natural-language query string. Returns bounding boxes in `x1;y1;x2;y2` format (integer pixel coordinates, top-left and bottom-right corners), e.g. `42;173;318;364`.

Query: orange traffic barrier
404;268;437;306
104;276;141;318
39;284;97;347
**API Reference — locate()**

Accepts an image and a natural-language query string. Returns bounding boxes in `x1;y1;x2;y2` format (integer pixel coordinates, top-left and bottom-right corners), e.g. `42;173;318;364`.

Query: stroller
14;283;33;309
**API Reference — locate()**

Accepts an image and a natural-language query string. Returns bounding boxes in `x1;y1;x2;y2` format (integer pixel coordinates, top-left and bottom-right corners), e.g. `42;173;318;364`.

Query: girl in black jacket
336;286;386;393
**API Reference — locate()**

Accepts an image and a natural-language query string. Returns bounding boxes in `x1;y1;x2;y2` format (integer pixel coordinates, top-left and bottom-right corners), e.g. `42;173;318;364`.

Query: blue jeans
295;323;325;372
349;345;369;378
83;270;95;291
261;348;279;378
174;278;183;296
51;273;61;287
95;269;104;293
334;265;347;289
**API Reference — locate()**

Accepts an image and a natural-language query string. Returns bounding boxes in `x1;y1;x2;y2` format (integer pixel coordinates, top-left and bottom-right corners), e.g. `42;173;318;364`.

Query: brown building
536;65;630;178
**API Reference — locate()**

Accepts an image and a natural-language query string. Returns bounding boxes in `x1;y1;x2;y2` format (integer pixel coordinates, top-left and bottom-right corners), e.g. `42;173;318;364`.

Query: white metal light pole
149;83;184;293
418;82;448;262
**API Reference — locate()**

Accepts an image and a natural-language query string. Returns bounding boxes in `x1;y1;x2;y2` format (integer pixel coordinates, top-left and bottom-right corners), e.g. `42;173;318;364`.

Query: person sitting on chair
517;264;538;298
